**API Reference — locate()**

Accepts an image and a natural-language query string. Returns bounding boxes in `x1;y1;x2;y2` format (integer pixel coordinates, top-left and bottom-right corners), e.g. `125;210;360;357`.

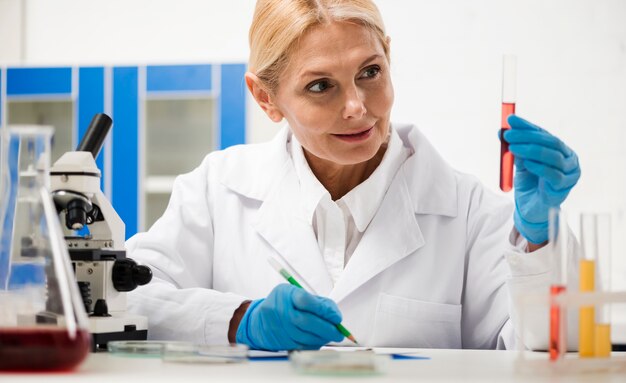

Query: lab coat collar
337;127;407;233
218;126;292;202
289;127;408;233
395;123;458;218
220;124;458;219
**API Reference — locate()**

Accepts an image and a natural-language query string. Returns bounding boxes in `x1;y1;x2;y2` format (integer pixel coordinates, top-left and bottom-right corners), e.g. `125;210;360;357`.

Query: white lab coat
126;123;555;350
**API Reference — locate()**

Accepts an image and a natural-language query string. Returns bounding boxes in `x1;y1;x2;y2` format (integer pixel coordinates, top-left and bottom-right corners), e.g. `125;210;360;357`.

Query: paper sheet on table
322;346;429;359
248;347;429;360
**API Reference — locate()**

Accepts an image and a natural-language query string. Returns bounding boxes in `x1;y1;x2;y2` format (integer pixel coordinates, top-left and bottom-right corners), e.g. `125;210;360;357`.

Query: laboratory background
1;0;625;333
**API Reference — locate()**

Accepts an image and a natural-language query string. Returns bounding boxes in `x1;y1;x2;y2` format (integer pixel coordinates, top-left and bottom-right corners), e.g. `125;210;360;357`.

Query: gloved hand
235;284;345;351
502;115;581;244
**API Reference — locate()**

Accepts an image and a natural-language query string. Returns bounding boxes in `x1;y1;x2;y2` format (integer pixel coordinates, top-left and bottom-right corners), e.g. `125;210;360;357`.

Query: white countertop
3;348;626;383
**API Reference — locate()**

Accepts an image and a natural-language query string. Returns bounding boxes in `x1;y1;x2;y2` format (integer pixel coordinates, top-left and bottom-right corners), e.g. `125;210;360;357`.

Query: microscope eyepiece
77;113;112;158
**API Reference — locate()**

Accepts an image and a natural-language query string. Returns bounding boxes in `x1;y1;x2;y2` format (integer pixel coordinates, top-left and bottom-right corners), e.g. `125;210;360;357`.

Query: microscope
50;113;152;351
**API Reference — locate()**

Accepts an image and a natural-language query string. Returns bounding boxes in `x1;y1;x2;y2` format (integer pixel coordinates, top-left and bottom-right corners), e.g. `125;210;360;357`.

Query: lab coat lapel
221;127;333;296
328;171;425;303
251;165;334;296
327;123;459;303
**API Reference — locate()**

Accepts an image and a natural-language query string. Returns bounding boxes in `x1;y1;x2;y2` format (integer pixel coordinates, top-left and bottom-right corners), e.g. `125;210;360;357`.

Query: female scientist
127;0;580;351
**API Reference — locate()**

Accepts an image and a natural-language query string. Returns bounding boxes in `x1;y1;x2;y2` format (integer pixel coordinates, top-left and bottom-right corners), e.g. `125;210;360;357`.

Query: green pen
267;258;358;344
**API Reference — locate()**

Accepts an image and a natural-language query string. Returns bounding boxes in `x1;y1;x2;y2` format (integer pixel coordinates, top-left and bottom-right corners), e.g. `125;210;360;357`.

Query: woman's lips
332;126;374;142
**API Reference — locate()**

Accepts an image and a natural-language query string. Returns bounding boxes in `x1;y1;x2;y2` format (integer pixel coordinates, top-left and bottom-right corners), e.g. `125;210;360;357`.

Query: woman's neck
304;142;388;201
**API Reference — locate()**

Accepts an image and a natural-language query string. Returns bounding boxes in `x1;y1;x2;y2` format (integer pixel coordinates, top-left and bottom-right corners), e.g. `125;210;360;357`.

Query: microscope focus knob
133;264;153;286
66;198;91;230
112;258;153;292
92;299;111;317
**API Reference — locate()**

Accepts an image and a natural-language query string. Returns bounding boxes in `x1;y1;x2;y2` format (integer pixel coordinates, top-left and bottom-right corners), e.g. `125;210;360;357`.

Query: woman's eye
308;80;331;93
361;66;380;79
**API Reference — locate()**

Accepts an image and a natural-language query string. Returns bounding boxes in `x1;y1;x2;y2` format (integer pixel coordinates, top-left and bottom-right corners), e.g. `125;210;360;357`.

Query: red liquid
549;284;566;361
499;102;516;192
0;327;91;371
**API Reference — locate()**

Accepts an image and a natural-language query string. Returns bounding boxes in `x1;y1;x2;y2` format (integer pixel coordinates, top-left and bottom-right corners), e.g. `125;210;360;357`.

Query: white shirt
289;127;411;284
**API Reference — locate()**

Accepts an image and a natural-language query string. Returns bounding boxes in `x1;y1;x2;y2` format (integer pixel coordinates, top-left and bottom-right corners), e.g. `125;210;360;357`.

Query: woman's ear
245;72;284;123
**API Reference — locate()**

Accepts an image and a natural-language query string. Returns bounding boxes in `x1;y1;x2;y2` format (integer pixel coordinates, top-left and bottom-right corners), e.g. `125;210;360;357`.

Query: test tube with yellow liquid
579;213;612;358
578;214;596;357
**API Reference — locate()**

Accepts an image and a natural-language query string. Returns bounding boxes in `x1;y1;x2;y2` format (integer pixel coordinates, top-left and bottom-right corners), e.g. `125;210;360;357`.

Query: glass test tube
579;214;597;357
588;214;612;358
499;55;517;192
548;209;568;361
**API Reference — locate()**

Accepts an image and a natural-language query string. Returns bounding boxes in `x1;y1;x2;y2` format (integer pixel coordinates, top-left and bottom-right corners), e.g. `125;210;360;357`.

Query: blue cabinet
1;63;247;238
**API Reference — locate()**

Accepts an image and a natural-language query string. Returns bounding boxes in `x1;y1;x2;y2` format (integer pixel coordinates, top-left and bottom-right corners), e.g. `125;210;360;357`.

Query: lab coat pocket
370;293;462;348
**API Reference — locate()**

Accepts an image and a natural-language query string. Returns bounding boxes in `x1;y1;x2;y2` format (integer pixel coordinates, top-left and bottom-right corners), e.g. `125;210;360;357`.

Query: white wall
12;0;624;205
2;0;626;312
12;0;280;143
21;0;253;64
379;0;626;207
0;0;23;63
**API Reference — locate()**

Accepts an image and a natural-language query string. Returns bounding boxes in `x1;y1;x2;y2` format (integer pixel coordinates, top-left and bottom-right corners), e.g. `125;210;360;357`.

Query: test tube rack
514;290;626;374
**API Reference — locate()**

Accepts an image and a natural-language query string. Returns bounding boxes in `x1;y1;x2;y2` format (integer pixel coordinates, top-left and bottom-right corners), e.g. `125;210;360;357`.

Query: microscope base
91;329;148;352
87;313;148;352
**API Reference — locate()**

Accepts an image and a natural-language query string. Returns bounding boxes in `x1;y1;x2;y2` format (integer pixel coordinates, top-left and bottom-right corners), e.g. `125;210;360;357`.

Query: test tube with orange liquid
500;55;517;192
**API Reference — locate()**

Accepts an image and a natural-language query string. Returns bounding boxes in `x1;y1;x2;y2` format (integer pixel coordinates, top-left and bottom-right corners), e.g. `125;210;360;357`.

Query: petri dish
162;343;248;364
107;341;186;358
289;350;389;376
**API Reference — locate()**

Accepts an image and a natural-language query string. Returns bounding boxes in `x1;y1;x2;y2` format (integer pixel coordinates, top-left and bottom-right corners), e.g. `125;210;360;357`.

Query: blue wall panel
78;67;106;189
219;64;247;149
7;67;72;96
147;65;212;92
112;67;138;238
3;62;247;240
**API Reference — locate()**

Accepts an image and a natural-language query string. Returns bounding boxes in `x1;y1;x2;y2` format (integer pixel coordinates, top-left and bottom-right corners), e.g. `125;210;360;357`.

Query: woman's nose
342;85;367;120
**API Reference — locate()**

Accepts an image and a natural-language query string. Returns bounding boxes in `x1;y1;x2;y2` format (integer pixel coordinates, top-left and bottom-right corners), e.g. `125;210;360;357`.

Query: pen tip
348;335;358;344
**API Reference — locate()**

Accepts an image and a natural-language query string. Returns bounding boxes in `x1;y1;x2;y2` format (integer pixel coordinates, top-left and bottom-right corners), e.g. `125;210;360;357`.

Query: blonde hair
249;0;389;93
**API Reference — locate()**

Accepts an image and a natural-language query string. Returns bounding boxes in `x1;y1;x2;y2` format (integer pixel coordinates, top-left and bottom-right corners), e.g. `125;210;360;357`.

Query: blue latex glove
235;284;345;351
502;115;581;244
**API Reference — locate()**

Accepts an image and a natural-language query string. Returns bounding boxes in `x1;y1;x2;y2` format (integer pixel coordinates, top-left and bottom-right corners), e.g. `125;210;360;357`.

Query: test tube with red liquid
548;209;568;361
550;285;566;361
500;55;517;192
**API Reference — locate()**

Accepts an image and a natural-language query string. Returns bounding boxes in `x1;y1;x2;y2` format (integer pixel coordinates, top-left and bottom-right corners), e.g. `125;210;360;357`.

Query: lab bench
3;348;626;383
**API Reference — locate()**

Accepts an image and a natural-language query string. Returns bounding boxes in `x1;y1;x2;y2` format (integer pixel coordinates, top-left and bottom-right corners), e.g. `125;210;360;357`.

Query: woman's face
271;21;394;167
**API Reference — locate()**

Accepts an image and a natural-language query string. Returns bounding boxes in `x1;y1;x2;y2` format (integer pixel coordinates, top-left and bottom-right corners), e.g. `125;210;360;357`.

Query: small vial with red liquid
550;284;566;361
500;55;517;192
